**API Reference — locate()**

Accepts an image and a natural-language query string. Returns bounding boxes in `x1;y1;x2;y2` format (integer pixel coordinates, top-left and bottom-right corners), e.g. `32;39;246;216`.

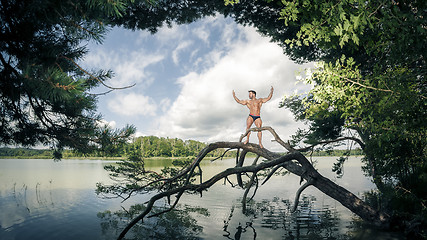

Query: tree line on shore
0;139;362;159
0;136;235;159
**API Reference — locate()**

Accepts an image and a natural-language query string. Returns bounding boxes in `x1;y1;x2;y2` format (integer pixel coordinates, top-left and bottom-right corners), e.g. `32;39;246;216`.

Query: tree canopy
274;0;426;227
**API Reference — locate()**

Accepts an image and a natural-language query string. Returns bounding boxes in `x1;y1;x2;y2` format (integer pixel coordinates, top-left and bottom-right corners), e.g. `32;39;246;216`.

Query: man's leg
254;118;263;148
244;116;254;144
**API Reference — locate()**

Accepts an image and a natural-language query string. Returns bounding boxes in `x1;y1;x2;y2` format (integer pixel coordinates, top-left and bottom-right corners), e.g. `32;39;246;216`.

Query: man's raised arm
232;90;246;105
262;86;274;103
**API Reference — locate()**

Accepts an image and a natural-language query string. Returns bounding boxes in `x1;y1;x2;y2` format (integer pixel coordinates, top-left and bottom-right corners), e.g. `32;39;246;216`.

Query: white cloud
155;26;312;150
134;131;145;137
193;24;210;43
84;47;164;89
154;24;184;45
84;16;314;151
113;51;163;87
172;40;193;65
159;98;171;112
108;93;157;116
97;119;116;129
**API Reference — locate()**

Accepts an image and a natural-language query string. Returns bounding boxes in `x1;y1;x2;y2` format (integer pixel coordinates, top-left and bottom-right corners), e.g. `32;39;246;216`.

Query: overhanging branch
110;127;389;240
296;136;365;152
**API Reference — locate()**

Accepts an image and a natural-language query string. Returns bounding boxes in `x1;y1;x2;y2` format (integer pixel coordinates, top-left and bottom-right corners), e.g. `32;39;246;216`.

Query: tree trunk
197;140;391;228
313;173;389;226
230;141;390;228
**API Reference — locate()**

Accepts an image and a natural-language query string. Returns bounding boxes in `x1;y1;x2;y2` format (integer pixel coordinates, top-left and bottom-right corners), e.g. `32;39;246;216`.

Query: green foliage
0;135;230;159
126;136;234;158
278;0;372;48
1;0;100;150
224;0;239;6
93;124;136;157
87;0;136;18
0;147;52;158
273;0;426;234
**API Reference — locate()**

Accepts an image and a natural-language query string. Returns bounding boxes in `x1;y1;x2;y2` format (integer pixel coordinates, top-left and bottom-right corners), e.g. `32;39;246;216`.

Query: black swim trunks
249;114;260;121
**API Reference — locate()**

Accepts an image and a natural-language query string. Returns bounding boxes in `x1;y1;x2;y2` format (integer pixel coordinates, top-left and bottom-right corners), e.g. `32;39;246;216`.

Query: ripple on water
0;187;109;240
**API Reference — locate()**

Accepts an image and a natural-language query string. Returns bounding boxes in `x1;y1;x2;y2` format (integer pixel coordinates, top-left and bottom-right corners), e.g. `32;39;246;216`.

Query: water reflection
222;195;349;240
98;203;209;239
98;194;350;240
1;181;56;230
0;158;404;240
223;206;257;240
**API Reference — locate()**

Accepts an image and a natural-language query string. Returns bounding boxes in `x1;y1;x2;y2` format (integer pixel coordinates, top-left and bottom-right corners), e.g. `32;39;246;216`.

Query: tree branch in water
103;127;390;240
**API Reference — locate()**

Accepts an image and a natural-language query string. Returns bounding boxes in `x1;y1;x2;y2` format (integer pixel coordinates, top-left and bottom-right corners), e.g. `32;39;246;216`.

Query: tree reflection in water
98;195;369;240
97;204;209;239
223;195;352;240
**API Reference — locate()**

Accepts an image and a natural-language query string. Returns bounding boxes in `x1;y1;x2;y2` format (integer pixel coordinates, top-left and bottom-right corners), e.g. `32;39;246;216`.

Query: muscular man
232;86;274;148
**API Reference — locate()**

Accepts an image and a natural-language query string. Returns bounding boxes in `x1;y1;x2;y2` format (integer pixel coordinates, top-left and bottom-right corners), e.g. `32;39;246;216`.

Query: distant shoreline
0;147;363;160
0;156;218;161
0;155;362;160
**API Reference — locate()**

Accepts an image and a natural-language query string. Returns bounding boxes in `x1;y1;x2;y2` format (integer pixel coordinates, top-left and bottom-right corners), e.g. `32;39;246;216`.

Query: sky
83;15;313;151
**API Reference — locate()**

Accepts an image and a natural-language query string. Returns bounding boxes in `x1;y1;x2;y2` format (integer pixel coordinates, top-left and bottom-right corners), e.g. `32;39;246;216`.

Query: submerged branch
242;155;260;211
291;178;315;213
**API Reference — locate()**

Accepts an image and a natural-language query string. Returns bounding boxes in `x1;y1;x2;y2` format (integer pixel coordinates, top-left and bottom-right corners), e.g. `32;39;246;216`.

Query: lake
0;157;404;239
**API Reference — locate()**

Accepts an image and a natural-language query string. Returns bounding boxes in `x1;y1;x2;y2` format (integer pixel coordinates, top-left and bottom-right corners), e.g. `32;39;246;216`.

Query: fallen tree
97;126;390;240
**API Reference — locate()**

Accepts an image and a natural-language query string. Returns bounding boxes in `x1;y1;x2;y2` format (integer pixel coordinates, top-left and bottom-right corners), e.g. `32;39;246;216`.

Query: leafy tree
274;1;426;231
0;0;140;156
171;138;185;157
185;139;204;156
124;136;234;159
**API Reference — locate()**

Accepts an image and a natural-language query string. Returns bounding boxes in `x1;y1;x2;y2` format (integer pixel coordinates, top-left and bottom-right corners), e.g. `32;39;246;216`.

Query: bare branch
236;149;248;187
295;136;365;152
210;148;234;162
242;155;260;211
60;56;136;90
261;164;286;185
330;71;394;93
291;178;315;213
239;126;294;151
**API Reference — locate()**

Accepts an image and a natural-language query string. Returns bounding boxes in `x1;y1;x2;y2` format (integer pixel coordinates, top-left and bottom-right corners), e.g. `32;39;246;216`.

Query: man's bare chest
247;100;262;109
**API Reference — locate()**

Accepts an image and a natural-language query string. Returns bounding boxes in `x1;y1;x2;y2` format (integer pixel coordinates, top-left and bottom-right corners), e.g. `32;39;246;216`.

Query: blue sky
83;15;312;150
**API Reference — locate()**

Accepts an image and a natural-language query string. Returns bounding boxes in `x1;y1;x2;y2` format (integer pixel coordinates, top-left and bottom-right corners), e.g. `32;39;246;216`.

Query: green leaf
344;20;351;31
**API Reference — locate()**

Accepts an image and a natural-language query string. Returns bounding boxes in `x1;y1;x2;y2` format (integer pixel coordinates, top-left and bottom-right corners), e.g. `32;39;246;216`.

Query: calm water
0;157;404;240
